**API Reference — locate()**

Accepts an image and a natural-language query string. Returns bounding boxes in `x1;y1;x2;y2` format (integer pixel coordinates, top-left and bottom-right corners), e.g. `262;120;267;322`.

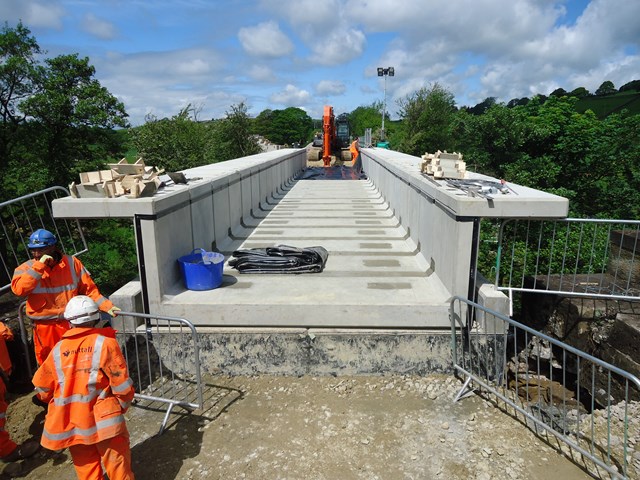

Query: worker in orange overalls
349;137;360;164
32;295;135;480
11;229;120;366
0;321;39;474
350;137;362;174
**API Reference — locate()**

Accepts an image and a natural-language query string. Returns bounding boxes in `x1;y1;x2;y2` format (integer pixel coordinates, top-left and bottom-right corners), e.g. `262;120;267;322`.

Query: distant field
575;91;640;118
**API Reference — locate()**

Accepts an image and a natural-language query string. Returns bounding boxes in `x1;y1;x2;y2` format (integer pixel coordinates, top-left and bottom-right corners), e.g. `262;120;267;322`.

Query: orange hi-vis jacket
32;327;135;450
11;255;113;321
350;139;359;159
0;323;13;377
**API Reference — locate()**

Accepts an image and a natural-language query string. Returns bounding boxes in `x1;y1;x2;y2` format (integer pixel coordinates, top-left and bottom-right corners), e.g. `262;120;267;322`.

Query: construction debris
69;158;164;199
420;150;466;179
446;179;511;198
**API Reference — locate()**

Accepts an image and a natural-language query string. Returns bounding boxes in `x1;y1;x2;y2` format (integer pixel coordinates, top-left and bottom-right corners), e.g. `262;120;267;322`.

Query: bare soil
1;374;602;480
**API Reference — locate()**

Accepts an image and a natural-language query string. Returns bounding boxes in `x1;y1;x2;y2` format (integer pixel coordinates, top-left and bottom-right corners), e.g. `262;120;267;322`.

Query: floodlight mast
377;67;394;141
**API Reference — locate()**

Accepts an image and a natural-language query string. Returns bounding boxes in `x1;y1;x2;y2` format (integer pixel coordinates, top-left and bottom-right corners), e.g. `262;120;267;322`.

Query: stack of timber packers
69;158;163;199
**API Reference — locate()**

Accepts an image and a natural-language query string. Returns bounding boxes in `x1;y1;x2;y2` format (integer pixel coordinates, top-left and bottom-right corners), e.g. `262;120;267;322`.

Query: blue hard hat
28;229;57;248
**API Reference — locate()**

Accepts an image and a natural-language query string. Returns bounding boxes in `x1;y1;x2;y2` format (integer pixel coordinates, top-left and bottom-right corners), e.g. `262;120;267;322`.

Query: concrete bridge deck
51;147;568;373
163;175;451;328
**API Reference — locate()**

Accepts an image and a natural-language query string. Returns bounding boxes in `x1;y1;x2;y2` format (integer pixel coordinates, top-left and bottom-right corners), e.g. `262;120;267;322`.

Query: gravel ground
3;373;629;480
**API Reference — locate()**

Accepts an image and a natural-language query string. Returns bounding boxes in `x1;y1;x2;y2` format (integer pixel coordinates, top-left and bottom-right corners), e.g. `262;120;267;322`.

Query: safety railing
0;186;87;293
450;295;640;480
494;218;640;304
15;308;203;436
114;311;204;435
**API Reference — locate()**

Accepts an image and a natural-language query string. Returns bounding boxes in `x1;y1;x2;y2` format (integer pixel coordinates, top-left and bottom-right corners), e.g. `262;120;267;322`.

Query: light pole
377;66;394;141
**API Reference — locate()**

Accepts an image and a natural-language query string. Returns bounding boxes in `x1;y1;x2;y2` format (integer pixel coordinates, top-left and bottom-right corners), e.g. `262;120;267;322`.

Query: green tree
0;22;44;199
466;97;496;115
19;53;128;187
349;102;384;140
550;88;567;97
131;105;211;172
253;107;313;145
568;86;590;98
0;22;42;157
595;80;616;96
395;83;457;156
452;104;531;179
209;102;261;162
619;80;640;92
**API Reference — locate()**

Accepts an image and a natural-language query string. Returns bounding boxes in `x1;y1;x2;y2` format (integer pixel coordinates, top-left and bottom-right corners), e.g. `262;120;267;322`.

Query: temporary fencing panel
494;218;640;306
450;296;640;480
113;311;204;435
0;187;87;294
16;308;204;436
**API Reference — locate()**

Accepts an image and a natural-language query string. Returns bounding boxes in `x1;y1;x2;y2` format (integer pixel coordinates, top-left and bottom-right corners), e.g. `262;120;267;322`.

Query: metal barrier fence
450;295;640;479
0;186;87;293
15;308;203;436
494;218;640;303
115;311;204;435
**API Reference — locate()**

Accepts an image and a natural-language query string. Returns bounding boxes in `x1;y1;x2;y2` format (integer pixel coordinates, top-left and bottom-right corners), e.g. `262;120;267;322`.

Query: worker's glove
39;254;54;267
107;306;121;317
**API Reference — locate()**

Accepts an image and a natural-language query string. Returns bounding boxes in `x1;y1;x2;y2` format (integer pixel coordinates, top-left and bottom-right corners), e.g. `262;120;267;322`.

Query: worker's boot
1;440;39;463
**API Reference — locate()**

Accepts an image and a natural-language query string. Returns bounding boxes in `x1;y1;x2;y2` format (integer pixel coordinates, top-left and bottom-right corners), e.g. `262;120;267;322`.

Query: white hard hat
64;295;100;325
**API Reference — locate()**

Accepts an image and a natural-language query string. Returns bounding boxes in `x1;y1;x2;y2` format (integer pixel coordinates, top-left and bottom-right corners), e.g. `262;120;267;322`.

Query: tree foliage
595;80;616;96
252;107;313;145
210;102;262;161
395;83;457;156
0;22;128;198
130;105;211;172
349;102;385;141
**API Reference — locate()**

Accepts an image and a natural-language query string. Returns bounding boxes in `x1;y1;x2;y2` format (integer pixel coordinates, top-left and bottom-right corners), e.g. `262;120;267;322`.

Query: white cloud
309;28;366;66
95;48;228;124
8;0;640;124
248;65;276;82
316;80;346;96
270;84;311;106
81;13;117;40
0;0;64;29
238;21;294;57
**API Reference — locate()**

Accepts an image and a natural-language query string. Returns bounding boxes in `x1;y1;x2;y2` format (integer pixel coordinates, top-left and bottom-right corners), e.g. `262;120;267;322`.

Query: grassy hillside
575;91;640;118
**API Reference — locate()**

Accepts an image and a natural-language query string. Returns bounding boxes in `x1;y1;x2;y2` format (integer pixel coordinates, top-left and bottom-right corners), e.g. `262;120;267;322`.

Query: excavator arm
322;105;335;167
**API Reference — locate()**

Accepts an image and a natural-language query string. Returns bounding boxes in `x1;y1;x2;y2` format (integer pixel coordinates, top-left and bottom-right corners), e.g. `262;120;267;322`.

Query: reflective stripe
112;378;133;393
51;335;106;406
42;414;125;442
29;314;64;321
118;399;131;410
95;296;108;307
25;268;42;280
31;256;80;294
34;387;49;394
52;343;65;389
32;284;76;294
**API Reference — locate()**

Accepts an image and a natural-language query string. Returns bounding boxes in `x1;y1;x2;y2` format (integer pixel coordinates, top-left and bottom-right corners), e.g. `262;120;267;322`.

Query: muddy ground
1;374;615;480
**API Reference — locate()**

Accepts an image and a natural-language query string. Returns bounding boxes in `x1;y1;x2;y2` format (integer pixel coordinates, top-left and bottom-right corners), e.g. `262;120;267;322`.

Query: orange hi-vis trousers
33;320;70;366
69;434;134;480
0;378;17;458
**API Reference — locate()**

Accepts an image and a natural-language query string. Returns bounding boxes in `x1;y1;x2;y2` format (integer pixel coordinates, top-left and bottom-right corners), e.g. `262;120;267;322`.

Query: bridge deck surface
163;176;451;327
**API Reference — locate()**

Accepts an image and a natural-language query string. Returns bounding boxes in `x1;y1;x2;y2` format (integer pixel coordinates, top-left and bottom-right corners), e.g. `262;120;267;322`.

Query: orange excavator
307;106;352;166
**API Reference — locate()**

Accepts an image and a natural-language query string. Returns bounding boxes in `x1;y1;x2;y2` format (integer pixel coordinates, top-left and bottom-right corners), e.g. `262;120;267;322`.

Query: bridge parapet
53;148;306;312
361;147;569;301
51;146;567;325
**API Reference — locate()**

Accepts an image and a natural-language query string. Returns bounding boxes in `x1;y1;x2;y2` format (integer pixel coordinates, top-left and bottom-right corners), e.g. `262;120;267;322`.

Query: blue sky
3;0;639;126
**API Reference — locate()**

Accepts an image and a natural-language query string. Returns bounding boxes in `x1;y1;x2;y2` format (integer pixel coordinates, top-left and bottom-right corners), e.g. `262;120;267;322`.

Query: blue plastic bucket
178;248;224;291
